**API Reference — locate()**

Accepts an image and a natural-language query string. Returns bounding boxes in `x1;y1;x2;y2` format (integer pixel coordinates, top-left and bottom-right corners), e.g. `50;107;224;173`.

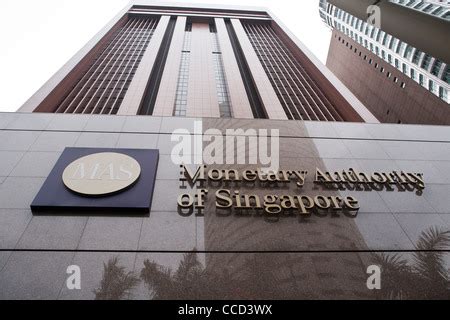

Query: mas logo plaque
62;152;142;196
31;148;159;213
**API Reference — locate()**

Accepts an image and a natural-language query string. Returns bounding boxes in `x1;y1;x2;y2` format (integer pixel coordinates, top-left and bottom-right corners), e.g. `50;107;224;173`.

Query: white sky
0;0;331;112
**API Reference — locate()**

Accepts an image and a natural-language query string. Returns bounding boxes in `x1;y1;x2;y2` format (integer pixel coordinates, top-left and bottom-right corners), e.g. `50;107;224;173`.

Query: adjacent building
319;0;450;124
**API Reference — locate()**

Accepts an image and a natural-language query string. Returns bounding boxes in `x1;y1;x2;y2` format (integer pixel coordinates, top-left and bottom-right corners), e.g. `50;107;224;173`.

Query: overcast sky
0;0;331;112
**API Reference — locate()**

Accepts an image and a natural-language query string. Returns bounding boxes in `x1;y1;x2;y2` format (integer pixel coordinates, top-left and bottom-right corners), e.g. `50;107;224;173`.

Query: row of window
390;0;450;20
338;34;449;102
56;17;159;114
334;8;447;79
325;4;450;103
244;22;344;121
338;36;407;89
320;1;450;103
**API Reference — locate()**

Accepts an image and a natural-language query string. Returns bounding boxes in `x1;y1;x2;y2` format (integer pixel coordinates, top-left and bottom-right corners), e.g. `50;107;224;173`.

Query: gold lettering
195;189;208;209
314;195;331;210
178;193;194;209
243;194;262;209
329;196;343;210
242;170;257;182
315;168;333;184
295;195;314;215
292;170;308;187
371;172;387;184
263;195;281;214
280;195;297;210
215;189;233;209
344;196;360;211
208;169;223;181
180;165;206;185
223;169;241;182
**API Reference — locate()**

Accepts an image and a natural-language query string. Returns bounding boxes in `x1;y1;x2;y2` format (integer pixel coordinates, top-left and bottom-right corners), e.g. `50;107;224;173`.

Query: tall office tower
391;0;450;19
19;2;377;122
3;2;450;300
319;0;450;125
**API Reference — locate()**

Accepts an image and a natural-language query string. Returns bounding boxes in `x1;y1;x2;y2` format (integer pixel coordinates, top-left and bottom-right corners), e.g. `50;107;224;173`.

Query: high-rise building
391;0;450;19
1;2;449;301
319;0;450;124
19;1;377;122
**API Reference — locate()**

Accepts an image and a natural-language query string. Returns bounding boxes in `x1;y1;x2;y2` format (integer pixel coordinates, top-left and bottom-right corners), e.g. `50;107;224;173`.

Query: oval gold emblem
62;152;141;196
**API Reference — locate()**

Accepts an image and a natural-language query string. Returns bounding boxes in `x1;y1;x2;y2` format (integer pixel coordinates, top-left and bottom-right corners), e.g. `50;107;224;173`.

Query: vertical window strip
243;22;343;121
56;17;158;114
211;32;233;118
173;31;192;117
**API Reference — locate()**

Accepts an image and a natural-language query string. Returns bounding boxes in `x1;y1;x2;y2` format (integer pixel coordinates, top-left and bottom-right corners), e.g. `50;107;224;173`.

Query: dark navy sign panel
31;148;159;214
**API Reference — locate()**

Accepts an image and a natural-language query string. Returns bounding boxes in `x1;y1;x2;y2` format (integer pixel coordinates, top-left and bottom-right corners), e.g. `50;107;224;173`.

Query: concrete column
230;19;287;120
117;16;170;115
152;16;187;117
186;23;220;118
215;18;254;119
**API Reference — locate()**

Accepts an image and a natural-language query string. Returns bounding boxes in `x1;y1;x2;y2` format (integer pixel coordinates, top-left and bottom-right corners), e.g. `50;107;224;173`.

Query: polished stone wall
0;112;449;299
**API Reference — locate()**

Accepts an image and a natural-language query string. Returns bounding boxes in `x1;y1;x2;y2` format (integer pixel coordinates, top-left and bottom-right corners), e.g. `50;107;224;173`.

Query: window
429;80;435;92
387;36;393;48
431;60;442;77
444;66;450;84
396;42;405;54
412;50;422;65
410;68;416;80
403;45;413;59
423;4;434;13
439;87;448;100
376;30;383;42
421;54;432;69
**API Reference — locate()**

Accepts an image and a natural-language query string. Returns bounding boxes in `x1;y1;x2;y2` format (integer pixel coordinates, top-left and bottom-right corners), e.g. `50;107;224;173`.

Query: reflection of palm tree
374;227;450;300
93;227;450;299
139;243;302;299
94;257;139;300
140;250;213;299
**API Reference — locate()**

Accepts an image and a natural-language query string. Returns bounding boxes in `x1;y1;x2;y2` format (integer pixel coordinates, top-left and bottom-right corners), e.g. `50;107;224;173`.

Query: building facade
327;30;450;124
1;2;449;300
319;0;449;103
19;2;377;122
